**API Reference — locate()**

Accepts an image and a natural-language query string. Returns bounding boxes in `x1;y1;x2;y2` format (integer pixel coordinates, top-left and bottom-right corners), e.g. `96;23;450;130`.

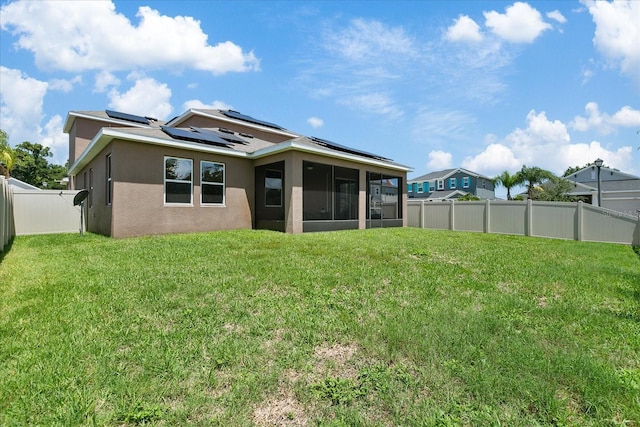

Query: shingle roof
409;167;492;182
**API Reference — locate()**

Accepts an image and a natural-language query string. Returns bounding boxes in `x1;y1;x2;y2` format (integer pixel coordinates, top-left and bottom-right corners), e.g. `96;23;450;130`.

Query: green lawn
1;228;638;426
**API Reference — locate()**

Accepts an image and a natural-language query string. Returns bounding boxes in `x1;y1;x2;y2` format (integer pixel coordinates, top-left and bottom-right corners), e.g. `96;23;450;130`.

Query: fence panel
531;202;577;240
13;190;81;236
490;201;527;236
582;204;638;244
408;199;639;246
0;177;15;251
454;202;485;232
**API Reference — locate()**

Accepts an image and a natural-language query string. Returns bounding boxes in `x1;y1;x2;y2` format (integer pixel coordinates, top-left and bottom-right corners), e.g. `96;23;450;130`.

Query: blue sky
1;0;639;194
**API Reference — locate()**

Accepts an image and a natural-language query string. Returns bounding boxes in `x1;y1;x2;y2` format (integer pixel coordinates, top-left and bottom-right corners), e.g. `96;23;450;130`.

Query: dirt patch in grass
312;342;359;380
253;388;308;426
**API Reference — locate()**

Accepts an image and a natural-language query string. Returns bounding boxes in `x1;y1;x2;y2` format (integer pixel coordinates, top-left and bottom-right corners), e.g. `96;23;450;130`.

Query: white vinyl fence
408;199;640;246
12;189;82;236
0;176;15;252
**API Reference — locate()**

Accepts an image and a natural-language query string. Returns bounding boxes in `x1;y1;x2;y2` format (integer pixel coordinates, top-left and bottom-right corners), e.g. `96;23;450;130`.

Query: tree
457;193;480;201
11;141;67;189
517;165;556;200
532;176;586;202
0;129;16;178
493;170;520;200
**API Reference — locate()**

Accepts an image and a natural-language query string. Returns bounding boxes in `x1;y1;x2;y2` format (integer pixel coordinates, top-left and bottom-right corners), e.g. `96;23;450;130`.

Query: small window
417;183;423;193
462;176;470;188
89;168;93;207
265;169;282;207
482;179;486;188
449;178;457;189
437;180;444;190
106;154;112;205
201;161;225;205
164;157;192;204
591;171;596;180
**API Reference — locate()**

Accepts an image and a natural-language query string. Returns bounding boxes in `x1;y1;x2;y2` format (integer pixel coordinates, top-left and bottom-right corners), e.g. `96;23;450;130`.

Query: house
407;168;495;200
564;165;640;215
64;108;411;238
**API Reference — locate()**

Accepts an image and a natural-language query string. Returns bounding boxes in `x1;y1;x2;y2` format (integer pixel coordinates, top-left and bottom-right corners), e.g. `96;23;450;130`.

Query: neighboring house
64;109;411;238
564;166;640;215
407;168;495;200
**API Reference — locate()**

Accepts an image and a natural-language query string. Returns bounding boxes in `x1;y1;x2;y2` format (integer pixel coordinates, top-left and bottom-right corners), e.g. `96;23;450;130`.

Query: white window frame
437;179;444;190
201;161;225;206
417;182;423;193
164;156;193;205
449;177;456;189
462;176;470;188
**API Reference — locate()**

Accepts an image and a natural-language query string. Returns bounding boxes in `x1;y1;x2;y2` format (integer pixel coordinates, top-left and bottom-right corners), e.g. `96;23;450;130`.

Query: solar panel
105;109;150;125
190;127;248;145
161;126;234;148
222;110;284;130
310;137;391;161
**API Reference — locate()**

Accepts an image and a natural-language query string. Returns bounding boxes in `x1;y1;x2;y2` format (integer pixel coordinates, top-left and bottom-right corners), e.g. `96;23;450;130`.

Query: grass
0;228;638;426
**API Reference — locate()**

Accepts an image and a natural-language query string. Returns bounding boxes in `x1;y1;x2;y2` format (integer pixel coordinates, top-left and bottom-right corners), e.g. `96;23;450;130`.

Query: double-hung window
450;177;457;189
437;179;444;190
417;183;423;193
201;161;225;205
164;156;192;204
462;176;470;188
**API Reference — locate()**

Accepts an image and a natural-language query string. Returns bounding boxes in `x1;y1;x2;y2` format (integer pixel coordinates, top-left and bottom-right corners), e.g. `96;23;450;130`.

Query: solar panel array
310;136;391;161
105;109;150;125
190;127;248;145
222;110;285;130
161;126;234;148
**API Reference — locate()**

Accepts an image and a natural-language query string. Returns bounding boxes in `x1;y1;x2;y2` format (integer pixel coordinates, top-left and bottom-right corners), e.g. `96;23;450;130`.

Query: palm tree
517;165;555;200
493;170;520;200
0;130;16;178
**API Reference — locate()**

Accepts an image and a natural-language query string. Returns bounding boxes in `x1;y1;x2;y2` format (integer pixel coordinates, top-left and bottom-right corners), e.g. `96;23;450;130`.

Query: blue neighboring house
407;168;495;200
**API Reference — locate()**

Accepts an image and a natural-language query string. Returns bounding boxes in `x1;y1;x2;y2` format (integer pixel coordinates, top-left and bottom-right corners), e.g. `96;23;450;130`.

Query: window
201;161;224;205
462;176;470;188
449;178;457;189
591;171;596;180
417;183;423;193
437;179;444;190
265;169;282;207
89;168;93;207
482;179;486;188
106;154;112;205
164;157;192;204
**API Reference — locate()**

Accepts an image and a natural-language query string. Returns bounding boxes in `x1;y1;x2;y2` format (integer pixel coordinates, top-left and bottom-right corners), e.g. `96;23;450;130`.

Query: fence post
576;201;583;242
526;199;533;237
449;200;455;231
420;199;425;229
485;199;491;233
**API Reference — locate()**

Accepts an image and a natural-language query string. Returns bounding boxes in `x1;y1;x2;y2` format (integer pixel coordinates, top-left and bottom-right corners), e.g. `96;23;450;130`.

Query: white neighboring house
565;166;640;215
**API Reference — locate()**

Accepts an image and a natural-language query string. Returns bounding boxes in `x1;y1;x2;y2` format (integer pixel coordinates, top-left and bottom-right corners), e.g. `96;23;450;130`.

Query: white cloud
0;1;259;75
182;99;232;111
107;74;173;119
0;66;67;163
307;117;324;128
327;18;416;62
582;0;640;84
484;2;552;43
412;109;477;145
463;109;636;176
427;150;453;170
339;93;403;119
546;10;567;24
570;102;640;134
94;71;121;93
49;76;82;93
445;15;484;43
462;143;520;174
